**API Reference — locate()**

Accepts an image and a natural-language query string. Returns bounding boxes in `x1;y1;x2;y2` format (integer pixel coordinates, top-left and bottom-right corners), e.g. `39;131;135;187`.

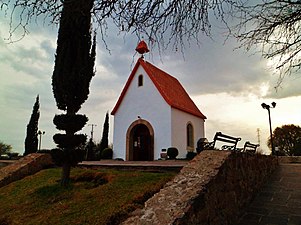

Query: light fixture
261;102;276;155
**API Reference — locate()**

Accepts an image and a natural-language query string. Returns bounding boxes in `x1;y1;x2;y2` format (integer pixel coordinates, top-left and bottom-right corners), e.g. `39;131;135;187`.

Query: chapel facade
111;42;206;160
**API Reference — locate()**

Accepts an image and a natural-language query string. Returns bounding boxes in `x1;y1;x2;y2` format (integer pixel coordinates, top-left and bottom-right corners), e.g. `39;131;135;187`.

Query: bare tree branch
2;0;301;84
1;0;230;49
231;0;301;85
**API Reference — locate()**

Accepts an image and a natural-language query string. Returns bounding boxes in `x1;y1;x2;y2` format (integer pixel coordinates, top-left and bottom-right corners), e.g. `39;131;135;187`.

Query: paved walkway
237;163;301;225
79;160;188;171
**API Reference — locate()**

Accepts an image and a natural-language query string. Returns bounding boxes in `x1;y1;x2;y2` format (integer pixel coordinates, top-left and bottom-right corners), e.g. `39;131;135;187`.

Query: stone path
79;159;188;171
237;163;301;225
80;159;188;167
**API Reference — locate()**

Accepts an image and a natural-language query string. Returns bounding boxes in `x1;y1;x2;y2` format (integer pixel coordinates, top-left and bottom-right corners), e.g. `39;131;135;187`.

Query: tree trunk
61;162;71;187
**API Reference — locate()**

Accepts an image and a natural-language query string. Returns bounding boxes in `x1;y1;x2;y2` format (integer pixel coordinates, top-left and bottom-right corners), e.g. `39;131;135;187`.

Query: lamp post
38;130;45;151
261;102;276;155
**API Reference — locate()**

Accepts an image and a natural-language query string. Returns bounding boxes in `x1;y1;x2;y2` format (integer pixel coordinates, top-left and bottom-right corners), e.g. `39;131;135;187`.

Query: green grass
0;168;176;225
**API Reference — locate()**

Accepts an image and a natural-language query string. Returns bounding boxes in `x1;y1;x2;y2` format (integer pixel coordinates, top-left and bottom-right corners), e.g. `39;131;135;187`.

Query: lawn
0;167;176;225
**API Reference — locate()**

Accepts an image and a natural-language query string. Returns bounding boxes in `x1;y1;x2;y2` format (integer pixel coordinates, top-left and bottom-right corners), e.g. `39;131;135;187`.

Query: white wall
113;66;172;160
171;108;205;158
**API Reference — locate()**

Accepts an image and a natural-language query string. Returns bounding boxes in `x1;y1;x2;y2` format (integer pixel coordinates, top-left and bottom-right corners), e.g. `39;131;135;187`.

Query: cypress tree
51;0;96;186
24;95;40;156
99;112;109;152
86;138;96;161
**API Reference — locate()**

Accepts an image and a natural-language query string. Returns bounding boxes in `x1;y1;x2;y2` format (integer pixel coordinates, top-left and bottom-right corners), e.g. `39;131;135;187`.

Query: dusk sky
0;8;300;155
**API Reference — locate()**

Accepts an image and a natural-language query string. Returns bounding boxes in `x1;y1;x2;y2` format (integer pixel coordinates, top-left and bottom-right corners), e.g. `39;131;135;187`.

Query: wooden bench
243;141;259;153
197;132;241;151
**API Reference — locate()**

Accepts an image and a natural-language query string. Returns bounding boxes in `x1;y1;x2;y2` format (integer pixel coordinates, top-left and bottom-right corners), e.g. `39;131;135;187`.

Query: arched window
187;123;194;149
138;74;143;87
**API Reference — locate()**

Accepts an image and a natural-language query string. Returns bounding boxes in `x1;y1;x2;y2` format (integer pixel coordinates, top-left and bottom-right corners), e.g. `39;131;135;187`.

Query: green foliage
52;0;95;113
0;141;12;155
101;148;113;159
53;134;87;149
167;147;179;159
99;112;109;152
51;148;85;167
268;124;301;156
85;138;96;161
0;168;176;225
186;151;197;160
24;95;40;156
51;0;96;185
53;114;88;133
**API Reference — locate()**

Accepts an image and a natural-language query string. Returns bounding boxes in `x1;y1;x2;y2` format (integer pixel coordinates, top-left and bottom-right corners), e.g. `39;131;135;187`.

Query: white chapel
111;41;206;160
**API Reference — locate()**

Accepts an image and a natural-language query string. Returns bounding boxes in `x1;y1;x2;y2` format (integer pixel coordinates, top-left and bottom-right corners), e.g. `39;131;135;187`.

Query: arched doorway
126;119;154;161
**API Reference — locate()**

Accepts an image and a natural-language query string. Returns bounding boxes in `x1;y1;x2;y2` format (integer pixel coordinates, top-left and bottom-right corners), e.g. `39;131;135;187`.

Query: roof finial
135;40;149;58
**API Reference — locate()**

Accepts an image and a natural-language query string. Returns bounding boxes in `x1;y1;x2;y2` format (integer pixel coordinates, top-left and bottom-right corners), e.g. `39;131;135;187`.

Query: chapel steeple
135;40;149;58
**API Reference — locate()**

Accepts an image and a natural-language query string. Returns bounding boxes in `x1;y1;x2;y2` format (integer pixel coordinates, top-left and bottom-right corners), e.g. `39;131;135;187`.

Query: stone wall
0;153;53;188
122;150;278;225
278;156;301;163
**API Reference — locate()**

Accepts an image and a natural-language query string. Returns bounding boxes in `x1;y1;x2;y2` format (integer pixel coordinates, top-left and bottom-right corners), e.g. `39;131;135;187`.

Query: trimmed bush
186;151;197;160
51;148;85;166
53;134;86;148
101;148;113;159
167;147;179;159
53;114;88;133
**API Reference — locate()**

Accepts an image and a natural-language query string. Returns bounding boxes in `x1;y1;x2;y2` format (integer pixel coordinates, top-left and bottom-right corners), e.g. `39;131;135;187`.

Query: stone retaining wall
278;156;301;164
122;150;278;225
0;153;53;188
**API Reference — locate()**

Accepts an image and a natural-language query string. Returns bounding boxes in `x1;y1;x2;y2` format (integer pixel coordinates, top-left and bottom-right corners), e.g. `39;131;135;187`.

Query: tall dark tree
51;0;96;186
99;112;109;152
268;124;301;156
24;95;40;156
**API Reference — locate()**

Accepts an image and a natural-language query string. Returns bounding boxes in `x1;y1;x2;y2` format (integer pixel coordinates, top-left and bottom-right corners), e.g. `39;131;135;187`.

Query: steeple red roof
111;58;206;119
135;40;149;55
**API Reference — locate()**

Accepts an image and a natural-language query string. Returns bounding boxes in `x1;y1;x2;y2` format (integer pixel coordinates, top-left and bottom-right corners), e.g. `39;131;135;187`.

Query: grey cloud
153;38;270;96
148;34;301;100
40;40;56;61
0;42;55;80
2;85;39;110
265;73;301;99
97;40;139;77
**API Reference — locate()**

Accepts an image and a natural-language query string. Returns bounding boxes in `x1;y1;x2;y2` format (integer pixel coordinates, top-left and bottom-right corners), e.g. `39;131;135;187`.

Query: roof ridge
139;59;206;119
141;59;179;81
112;58;206;120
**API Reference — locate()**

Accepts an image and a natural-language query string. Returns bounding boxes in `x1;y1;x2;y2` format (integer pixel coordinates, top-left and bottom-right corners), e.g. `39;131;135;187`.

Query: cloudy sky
0;7;300;155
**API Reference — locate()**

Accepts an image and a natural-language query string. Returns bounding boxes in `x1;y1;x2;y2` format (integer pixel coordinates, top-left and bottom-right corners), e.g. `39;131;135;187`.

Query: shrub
53;134;86;148
53;114;88;133
51;148;85;166
101;148;113;159
167;147;178;159
186;151;197;160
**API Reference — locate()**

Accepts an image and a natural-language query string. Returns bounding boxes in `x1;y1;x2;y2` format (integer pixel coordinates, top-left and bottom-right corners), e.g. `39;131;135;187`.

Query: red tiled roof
111;58;206;119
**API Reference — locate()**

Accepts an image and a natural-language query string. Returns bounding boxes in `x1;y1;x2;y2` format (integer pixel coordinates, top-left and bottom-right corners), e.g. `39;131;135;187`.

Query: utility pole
88;124;97;141
257;128;261;146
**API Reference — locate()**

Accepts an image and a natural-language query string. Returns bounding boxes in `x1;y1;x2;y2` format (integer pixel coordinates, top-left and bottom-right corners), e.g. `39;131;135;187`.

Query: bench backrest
243;141;259;153
212;132;241;149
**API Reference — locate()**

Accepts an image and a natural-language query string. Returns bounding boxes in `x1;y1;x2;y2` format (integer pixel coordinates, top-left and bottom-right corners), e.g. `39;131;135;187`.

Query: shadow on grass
71;170;110;189
33;170;111;204
34;184;74;204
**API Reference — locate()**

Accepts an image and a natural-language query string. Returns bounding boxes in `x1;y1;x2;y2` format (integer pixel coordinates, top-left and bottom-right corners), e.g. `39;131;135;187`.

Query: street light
261;102;276;155
38;130;45;151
